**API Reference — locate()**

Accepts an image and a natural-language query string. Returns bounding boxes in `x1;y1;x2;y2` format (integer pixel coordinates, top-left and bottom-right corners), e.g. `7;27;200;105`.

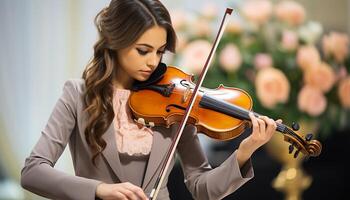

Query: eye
136;48;148;55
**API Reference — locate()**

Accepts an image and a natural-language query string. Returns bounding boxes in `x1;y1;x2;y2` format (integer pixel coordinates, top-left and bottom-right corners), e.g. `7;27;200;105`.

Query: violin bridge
148;122;155;127
183;86;191;103
134;118;155;128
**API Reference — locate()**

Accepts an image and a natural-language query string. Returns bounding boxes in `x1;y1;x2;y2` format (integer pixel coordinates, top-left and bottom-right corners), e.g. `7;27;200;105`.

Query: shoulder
60;79;86;108
62;78;86;95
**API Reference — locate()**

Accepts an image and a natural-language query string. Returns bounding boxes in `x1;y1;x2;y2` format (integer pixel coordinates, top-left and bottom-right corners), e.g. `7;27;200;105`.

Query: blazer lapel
101;119;125;182
142;125;174;190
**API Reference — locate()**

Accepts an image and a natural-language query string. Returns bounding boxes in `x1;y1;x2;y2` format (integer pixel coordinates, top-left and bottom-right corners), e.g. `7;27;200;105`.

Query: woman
20;0;281;199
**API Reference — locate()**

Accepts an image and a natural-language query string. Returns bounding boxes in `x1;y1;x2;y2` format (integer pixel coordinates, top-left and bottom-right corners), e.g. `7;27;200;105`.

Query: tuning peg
292;122;300;131
294;149;300;158
288;144;294;154
305;133;313;141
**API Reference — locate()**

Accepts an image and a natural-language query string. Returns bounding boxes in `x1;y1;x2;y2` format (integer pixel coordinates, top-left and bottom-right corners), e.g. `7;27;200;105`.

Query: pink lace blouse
113;88;153;155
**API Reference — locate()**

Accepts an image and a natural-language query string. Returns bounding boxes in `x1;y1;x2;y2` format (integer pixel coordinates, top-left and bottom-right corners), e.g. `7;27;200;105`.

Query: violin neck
200;94;287;133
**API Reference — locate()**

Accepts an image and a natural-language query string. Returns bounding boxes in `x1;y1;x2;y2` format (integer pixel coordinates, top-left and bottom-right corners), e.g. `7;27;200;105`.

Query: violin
129;64;322;158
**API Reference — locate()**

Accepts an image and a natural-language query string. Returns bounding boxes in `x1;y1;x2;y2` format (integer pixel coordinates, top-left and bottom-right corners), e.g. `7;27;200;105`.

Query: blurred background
0;0;349;199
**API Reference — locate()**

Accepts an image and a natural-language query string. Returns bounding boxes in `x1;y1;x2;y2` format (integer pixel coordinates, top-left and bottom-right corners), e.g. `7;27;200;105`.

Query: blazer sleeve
20;79;102;200
177;125;254;200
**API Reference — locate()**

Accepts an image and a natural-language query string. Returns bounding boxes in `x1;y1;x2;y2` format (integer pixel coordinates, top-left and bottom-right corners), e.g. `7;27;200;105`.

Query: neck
113;80;132;89
113;67;134;89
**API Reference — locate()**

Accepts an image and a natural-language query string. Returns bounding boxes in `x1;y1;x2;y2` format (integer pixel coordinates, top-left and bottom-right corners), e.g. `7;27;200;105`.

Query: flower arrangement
168;0;350;138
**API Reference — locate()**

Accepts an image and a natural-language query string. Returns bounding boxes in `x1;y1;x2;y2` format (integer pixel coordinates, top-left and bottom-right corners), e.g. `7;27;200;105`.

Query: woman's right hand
96;182;148;200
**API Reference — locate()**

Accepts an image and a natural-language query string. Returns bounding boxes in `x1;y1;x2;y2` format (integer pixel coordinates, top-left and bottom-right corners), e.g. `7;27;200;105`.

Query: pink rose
281;30;299;51
322;32;349;63
338;76;350;108
219;44;242;72
180;40;212;74
170;10;187;31
303;62;336;93
298;85;327;116
192;18;212;37
201;2;218;20
275;0;306;26
226;19;243;34
176;33;188;51
255;67;290;108
241;0;272;25
254;53;273;69
296;45;321;70
337;66;348;81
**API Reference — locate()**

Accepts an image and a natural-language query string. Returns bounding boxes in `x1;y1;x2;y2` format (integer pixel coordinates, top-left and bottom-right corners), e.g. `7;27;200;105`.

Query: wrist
95;182;106;198
236;145;253;168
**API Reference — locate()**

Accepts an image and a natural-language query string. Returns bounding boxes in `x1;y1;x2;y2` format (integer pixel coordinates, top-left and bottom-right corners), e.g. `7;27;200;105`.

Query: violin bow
149;8;233;200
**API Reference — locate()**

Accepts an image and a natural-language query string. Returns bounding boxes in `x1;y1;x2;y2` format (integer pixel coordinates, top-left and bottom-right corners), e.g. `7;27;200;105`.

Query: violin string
201;94;249;120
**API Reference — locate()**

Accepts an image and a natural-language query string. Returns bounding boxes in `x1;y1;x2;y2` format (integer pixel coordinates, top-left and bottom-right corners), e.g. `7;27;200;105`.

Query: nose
147;53;159;69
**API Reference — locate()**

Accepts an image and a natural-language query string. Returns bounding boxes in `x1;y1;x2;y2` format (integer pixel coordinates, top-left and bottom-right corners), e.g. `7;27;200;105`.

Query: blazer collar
142;126;173;190
101;119;126;182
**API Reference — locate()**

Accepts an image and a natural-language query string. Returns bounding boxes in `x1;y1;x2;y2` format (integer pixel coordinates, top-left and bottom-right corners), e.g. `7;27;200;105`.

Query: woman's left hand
236;112;282;168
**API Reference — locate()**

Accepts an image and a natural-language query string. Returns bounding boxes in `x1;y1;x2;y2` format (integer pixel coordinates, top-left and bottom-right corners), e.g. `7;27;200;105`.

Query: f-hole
166;104;186;112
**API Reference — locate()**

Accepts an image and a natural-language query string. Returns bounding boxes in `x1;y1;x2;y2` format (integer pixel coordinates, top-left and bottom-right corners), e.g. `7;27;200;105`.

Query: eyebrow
136;43;167;49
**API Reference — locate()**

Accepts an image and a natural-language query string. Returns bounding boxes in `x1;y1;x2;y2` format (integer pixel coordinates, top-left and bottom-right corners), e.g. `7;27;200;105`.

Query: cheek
119;50;145;71
127;51;146;68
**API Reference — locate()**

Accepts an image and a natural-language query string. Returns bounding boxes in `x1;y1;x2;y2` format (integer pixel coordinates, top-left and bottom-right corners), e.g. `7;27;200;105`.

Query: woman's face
116;25;167;86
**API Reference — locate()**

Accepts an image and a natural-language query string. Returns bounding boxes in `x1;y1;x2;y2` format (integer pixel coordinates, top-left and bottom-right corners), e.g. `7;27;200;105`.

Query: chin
135;76;149;82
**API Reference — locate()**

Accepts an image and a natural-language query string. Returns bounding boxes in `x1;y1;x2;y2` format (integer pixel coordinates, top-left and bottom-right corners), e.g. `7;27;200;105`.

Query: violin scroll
282;124;322;158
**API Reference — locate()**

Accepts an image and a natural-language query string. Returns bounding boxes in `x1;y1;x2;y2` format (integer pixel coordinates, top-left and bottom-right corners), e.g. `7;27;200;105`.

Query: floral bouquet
168;0;350;138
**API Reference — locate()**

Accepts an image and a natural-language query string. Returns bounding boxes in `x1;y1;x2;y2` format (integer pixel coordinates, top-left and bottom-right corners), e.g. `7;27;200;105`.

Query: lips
140;69;152;73
139;70;152;76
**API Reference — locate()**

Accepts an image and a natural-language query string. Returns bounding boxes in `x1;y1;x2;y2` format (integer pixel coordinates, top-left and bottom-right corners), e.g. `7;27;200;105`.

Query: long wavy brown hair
82;0;177;165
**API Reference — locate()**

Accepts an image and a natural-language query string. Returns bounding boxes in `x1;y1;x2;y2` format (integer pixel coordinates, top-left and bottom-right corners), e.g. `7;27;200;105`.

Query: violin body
129;66;253;140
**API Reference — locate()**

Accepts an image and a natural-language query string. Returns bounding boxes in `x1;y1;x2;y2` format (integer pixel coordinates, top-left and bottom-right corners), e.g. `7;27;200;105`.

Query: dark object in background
0;162;6;181
168;128;349;200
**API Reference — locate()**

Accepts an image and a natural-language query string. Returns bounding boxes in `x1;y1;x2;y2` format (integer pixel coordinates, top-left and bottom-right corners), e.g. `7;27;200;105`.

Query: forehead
134;26;167;48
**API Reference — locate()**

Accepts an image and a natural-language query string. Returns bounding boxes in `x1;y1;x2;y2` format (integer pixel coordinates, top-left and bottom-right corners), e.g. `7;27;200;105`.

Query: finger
111;191;127;200
265;117;277;137
116;187;138;200
275;119;282;132
123;182;148;200
130;187;148;200
257;116;266;135
263;116;276;128
249;112;259;134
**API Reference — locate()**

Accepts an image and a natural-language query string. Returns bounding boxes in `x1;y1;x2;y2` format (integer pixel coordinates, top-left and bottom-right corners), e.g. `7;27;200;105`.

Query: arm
236;113;282;168
176;125;254;200
20;80;101;200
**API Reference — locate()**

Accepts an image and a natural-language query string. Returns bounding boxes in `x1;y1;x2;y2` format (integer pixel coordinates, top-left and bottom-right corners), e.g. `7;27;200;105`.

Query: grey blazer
21;79;254;200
